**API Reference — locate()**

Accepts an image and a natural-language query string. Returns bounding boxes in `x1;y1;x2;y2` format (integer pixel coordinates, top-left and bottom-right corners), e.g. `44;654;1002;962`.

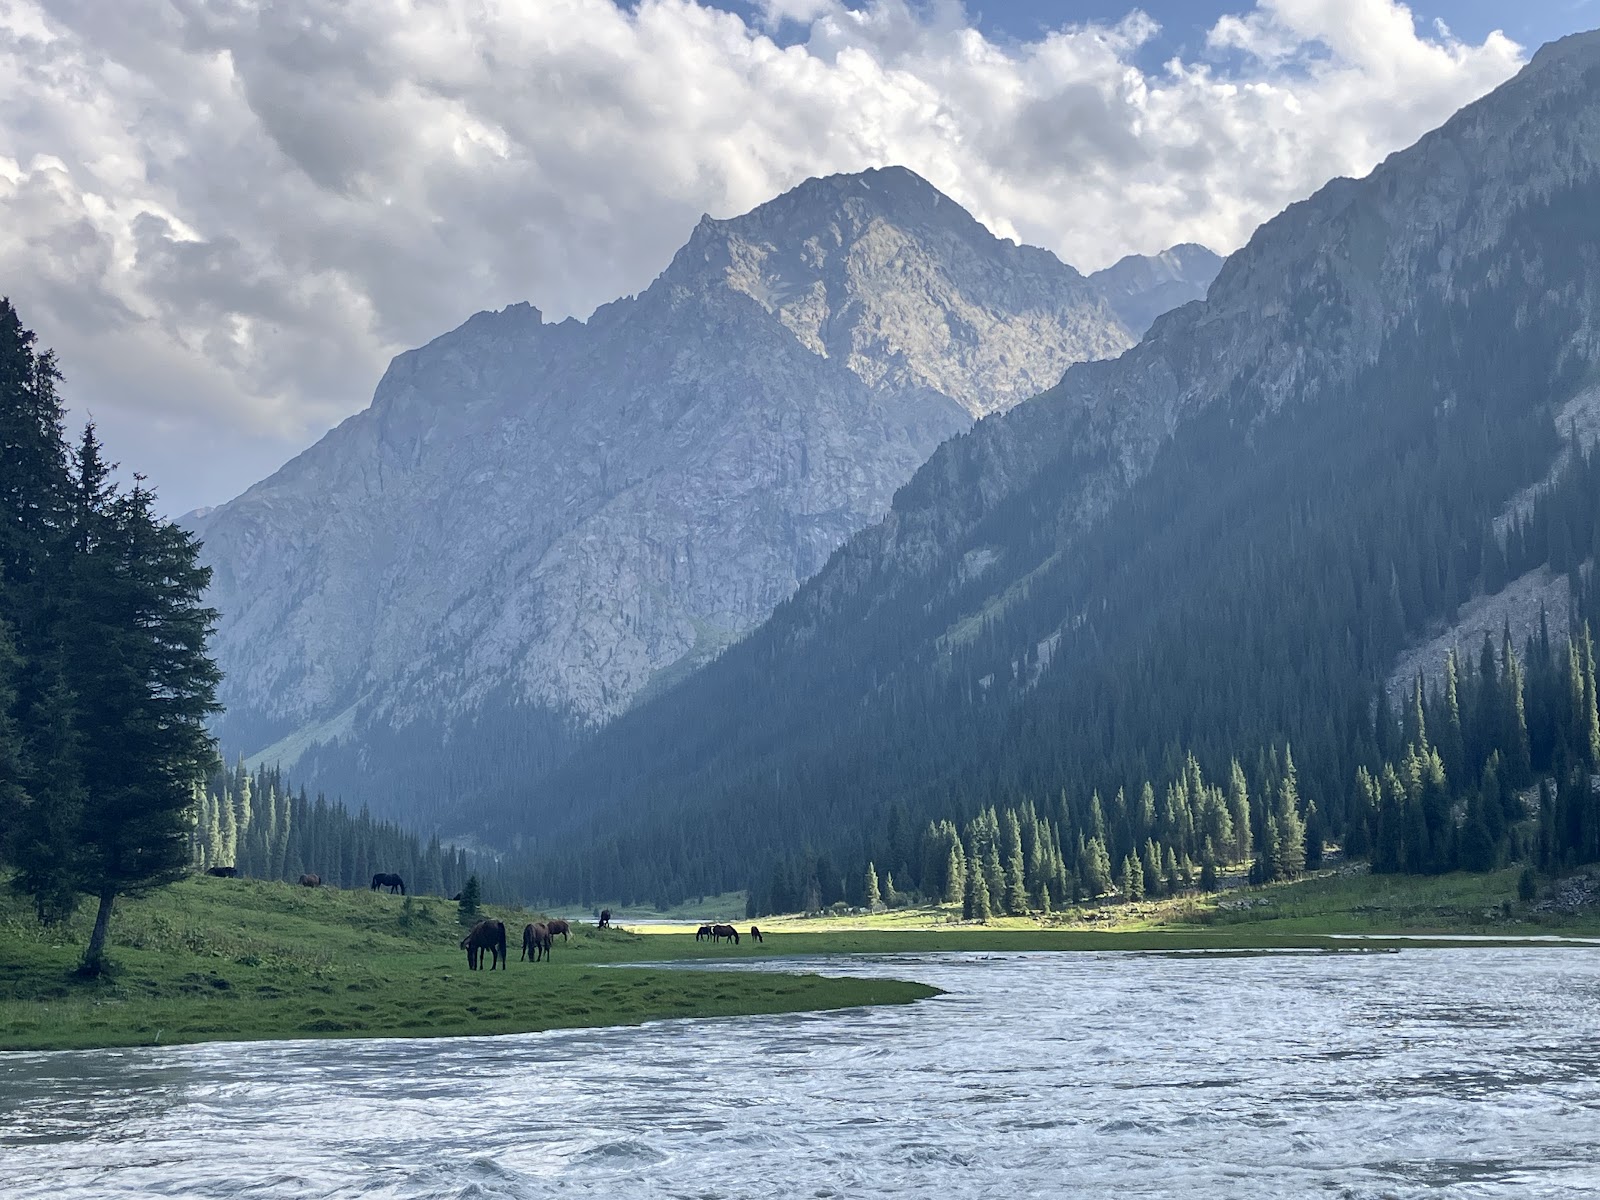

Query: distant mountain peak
192;168;1216;816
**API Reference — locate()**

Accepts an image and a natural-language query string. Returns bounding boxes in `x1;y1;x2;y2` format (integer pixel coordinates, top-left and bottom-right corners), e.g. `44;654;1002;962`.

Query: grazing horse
711;923;740;945
205;866;237;878
545;918;570;943
298;873;321;887
749;925;763;943
370;873;406;895
521;922;552;962
460;919;507;970
597;909;612;929
696;924;713;942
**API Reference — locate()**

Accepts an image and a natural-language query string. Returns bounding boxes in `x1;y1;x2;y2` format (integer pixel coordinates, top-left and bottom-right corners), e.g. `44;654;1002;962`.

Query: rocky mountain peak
191;168;1218;815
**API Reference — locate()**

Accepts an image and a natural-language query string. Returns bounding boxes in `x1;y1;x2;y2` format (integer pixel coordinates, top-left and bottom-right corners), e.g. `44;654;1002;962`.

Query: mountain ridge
190;167;1218;817
510;29;1600;905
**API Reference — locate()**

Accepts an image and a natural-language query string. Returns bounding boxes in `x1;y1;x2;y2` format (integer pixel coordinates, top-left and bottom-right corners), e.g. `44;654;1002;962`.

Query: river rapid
4;948;1600;1198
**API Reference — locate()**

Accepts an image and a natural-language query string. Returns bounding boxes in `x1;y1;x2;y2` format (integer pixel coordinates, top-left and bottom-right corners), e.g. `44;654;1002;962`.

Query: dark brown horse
460;919;507;970
205;866;237;878
749;925;763;943
521;922;552;962
371;873;406;894
298;873;321;887
597;909;612;929
696;924;713;942
711;923;740;945
545;918;570;943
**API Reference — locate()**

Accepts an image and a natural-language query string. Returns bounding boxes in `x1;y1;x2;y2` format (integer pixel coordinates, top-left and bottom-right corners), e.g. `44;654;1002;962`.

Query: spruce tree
864;861;882;910
56;429;221;970
944;839;965;905
457;874;481;925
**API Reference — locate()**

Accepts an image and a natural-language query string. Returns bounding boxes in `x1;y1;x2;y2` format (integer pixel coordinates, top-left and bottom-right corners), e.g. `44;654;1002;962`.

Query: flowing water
4;948;1600;1198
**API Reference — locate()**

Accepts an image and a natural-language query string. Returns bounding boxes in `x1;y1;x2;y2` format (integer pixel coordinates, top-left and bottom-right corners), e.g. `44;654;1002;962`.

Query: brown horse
205;866;237;878
460;919;507;970
749;925;763;943
298;873;321;887
521;922;551;962
696;924;713;941
545;918;570;943
711;923;740;945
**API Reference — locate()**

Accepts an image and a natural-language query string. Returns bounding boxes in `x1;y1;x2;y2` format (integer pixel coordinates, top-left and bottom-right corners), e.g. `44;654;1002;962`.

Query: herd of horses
201;868;769;970
455;917;767;970
696;923;762;944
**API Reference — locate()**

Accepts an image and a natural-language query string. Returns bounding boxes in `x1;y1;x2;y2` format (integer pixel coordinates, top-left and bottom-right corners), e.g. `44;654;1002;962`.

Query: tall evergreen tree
57;429;221;970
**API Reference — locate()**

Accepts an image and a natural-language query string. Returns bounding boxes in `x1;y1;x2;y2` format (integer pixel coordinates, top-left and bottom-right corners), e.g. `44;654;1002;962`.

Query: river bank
5;866;1598;1052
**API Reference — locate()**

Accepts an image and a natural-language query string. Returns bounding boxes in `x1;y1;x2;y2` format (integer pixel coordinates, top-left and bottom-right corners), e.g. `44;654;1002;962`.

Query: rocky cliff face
191;166;1216;797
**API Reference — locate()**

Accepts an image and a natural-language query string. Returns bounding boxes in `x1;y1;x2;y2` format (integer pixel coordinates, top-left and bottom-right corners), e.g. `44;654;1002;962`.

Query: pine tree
58;432;221;971
457;874;481;925
1227;760;1252;864
1120;853;1144;902
945;839;966;905
864;861;882;910
1274;748;1307;880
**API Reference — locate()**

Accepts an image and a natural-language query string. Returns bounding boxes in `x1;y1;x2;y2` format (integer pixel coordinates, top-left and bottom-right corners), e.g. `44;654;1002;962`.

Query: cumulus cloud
0;0;1524;513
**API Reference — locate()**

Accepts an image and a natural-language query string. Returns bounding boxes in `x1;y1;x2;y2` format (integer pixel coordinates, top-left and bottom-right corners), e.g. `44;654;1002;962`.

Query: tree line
191;758;514;901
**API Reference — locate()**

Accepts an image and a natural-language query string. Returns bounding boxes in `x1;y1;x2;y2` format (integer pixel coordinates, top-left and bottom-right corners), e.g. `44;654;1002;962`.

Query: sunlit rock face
190;165;1214;804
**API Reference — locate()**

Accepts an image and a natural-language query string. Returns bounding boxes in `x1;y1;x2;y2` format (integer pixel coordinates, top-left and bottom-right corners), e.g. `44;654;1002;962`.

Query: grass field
0;878;936;1052
5;864;1596;1052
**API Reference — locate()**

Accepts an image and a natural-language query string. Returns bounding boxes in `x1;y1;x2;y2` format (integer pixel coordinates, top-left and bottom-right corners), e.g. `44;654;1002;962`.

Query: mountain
520;31;1600;905
1086;244;1222;336
190;166;1217;818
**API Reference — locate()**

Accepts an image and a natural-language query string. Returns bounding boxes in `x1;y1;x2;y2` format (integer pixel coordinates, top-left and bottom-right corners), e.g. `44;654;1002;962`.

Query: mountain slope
191;167;1215;819
521;31;1600;904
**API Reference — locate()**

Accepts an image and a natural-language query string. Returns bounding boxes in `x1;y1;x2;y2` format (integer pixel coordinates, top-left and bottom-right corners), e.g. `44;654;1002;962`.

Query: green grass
7;865;1595;1052
0;878;936;1052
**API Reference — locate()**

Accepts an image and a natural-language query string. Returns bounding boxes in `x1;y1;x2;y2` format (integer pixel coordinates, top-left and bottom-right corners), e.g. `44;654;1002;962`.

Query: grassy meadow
5;863;1597;1052
0;877;936;1052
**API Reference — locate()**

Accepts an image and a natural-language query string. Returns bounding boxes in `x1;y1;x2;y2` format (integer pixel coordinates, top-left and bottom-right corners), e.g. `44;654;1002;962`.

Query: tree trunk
83;888;117;973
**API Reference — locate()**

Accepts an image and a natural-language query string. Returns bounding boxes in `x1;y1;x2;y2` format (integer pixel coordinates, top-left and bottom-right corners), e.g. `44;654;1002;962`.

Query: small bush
1518;866;1537;902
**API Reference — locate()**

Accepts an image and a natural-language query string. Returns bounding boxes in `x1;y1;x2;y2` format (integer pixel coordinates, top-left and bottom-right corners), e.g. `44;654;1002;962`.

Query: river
4;948;1600;1197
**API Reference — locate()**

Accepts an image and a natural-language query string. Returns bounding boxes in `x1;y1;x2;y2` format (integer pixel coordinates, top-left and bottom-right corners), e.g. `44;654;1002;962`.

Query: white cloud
0;0;1524;513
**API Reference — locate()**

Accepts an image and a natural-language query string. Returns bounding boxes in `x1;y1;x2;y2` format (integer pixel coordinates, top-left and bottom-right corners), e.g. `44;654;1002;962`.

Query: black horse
696;924;713;942
749;925;763;943
461;919;507;970
205;866;237;878
370;873;406;895
597;909;612;929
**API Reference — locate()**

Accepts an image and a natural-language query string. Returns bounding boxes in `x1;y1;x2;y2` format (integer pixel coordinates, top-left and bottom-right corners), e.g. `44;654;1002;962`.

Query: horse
298;873;321;887
205;866;237;878
371;873;406;895
711;923;740;945
696;924;713;942
521;922;552;962
597;909;612;929
460;919;507;970
545;918;570;943
749;925;763;943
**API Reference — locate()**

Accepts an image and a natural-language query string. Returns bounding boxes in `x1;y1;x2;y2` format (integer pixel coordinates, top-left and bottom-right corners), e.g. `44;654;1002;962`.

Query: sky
0;0;1591;516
